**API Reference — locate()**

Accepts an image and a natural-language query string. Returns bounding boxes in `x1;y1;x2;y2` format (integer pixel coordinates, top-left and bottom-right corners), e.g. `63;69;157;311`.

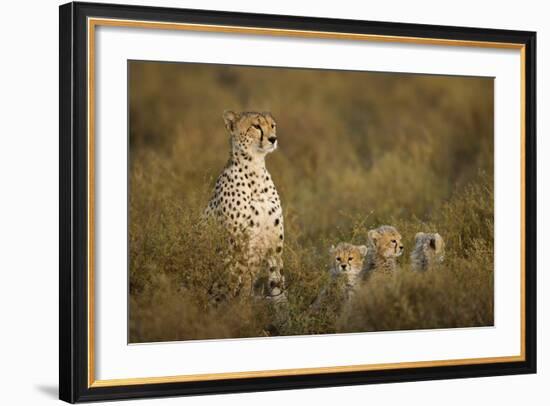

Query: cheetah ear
222;110;238;132
368;229;380;245
415;232;425;241
329;244;336;254
429;236;437;250
358;245;368;257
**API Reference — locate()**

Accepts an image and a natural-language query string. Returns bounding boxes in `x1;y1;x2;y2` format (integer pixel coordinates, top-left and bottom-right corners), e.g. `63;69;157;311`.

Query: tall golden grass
128;61;494;343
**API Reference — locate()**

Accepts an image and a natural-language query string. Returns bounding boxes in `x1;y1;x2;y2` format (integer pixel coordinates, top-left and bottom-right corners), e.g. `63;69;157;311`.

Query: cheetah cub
329;243;368;299
312;243;368;310
365;225;404;274
410;232;445;272
260;257;287;304
204;110;284;299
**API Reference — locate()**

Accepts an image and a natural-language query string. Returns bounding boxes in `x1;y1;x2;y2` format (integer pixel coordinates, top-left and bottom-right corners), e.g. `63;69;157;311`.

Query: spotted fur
205;110;284;299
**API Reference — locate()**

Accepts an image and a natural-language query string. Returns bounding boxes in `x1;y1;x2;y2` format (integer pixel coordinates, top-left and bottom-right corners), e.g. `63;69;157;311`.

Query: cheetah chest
247;177;284;254
208;163;284;255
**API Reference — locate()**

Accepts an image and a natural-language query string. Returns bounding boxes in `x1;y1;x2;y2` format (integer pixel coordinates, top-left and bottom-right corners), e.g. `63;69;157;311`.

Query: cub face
254;257;286;301
223;110;278;156
266;266;285;298
414;232;445;263
368;225;404;258
329;243;368;276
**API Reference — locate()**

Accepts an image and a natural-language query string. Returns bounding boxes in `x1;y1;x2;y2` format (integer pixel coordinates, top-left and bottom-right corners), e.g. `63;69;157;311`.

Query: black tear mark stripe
252;124;264;142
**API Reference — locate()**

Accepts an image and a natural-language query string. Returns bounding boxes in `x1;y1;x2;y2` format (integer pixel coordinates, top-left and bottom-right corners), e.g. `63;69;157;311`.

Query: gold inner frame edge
87;17;527;388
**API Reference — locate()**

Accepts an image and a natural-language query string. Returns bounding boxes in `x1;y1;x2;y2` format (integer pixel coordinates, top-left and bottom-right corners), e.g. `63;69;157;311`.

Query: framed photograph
59;1;536;403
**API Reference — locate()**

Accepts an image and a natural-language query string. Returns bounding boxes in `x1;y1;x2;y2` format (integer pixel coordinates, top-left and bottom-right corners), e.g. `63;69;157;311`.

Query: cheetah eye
336;257;341;262
252;124;262;132
348;257;353;261
391;239;397;244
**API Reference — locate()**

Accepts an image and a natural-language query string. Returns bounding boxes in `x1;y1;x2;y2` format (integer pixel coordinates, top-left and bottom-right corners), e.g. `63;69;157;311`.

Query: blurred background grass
129;61;494;343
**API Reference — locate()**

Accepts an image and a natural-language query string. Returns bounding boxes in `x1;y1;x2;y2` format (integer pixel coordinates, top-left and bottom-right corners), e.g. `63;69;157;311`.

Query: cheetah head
223;110;278;157
414;232;445;263
368;225;404;259
329;242;368;277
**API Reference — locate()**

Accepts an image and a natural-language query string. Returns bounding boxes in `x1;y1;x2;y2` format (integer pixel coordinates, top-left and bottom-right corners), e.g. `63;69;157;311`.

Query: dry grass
128;61;494;343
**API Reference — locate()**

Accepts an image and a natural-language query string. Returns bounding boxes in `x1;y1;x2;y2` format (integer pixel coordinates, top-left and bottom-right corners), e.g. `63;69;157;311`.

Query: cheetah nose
268;136;277;144
400;245;404;250
341;264;347;270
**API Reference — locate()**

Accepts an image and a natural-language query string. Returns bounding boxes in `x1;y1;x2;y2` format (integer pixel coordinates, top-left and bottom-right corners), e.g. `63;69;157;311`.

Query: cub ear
368;229;380;245
429;236;437;250
222;110;238;132
433;233;444;250
358;245;368;257
415;232;425;241
329;244;336;254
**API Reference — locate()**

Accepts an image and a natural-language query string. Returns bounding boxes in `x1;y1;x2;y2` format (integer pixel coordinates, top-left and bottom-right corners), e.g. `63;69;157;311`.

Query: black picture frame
59;1;537;403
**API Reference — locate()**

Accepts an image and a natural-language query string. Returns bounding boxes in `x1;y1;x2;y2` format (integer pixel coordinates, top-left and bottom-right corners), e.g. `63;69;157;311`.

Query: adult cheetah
205;110;285;299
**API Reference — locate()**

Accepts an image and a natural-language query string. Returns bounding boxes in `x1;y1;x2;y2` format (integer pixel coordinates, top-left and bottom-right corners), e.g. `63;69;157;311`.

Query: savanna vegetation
128;61;494;343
